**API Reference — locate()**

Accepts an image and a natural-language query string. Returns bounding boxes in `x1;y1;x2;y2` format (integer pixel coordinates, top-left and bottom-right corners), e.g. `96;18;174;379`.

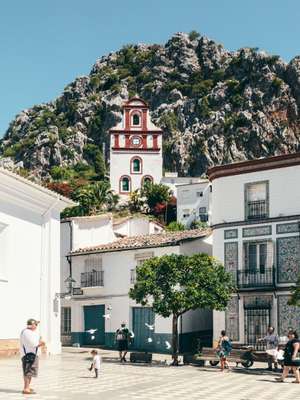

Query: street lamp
55;276;77;300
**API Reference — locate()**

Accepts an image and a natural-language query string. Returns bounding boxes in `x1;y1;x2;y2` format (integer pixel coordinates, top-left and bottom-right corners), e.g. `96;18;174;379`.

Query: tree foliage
288;274;300;307
141;183;171;212
61;181;118;218
129;253;235;363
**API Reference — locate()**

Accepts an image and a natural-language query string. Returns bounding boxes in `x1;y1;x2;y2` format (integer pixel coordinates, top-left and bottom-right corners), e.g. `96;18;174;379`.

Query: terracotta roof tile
70;228;211;255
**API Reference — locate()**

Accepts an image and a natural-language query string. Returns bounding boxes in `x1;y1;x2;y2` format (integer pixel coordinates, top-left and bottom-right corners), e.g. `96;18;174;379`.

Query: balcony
246;200;267;220
81;271;104;288
237;268;275;290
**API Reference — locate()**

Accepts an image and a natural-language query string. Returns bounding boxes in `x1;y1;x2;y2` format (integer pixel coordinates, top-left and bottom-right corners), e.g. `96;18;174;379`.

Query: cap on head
27;318;40;326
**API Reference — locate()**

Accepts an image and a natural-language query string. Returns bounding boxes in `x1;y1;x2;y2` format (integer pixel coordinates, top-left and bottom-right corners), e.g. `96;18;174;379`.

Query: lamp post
55;276;77;300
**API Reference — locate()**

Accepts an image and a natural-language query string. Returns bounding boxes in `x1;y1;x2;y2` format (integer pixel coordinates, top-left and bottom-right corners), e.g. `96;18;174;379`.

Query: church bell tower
109;97;163;198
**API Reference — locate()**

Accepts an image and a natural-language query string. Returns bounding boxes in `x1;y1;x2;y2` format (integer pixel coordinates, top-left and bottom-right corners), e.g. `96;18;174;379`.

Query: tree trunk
171;314;179;366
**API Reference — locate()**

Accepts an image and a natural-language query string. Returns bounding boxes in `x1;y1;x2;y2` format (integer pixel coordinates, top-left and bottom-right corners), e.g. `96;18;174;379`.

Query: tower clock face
131;136;142;147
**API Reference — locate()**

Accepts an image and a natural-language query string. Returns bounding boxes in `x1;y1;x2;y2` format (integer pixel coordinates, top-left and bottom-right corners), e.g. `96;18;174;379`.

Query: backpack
222;339;232;353
116;329;126;341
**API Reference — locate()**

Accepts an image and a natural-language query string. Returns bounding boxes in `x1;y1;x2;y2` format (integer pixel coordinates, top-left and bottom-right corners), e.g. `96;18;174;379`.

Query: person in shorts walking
276;330;300;383
20;319;45;395
115;322;132;362
216;330;232;372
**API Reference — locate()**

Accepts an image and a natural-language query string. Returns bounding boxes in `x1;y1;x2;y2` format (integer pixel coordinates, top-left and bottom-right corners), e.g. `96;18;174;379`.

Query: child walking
89;350;101;378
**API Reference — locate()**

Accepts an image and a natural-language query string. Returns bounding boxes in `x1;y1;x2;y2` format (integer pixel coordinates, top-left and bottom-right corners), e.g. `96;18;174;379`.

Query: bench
197;347;254;368
130;352;152;364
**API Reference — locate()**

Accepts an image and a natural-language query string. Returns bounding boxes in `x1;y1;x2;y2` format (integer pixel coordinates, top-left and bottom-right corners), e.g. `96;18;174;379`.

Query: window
132;113;140;126
81;256;104;287
243;242;270;274
130;269;136;284
133;252;153;283
142;176;153;186
120;176;131;193
61;307;71;334
245;181;269;220
196;191;203;197
199;207;207;214
131;157;142;173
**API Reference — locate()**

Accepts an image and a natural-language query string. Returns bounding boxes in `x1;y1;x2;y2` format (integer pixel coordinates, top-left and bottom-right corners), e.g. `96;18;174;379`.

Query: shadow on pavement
0;388;22;394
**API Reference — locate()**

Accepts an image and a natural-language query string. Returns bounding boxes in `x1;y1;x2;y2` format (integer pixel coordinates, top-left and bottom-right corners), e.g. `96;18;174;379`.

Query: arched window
142;175;153;186
132;113;141;126
131;157;142;174
120;176;131;193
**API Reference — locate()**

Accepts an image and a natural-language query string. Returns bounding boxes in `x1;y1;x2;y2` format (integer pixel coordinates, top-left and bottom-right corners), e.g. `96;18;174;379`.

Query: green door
132;307;155;351
83;305;105;345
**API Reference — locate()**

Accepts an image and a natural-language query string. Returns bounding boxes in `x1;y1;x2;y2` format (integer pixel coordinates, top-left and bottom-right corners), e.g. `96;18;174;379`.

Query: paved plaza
0;350;299;400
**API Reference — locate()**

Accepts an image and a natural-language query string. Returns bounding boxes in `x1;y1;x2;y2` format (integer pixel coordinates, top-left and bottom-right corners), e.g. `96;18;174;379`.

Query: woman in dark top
276;330;300;383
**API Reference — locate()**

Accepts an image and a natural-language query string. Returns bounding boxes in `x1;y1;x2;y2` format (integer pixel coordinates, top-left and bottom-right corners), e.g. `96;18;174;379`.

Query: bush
271;77;283;92
166;221;185;231
159;111;179;132
188;30;200;41
190;220;208;229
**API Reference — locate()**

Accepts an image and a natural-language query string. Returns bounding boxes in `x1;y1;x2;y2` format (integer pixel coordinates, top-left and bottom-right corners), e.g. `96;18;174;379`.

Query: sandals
22;389;37;395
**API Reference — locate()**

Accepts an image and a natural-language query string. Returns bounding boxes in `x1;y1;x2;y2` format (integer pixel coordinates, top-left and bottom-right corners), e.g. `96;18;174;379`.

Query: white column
40;209;61;354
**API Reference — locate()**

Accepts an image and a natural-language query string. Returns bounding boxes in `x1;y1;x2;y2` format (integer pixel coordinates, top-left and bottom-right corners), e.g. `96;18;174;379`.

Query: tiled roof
70;228;211;255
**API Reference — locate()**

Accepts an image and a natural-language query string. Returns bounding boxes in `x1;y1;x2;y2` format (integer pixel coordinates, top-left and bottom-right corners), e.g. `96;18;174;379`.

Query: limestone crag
1;31;300;180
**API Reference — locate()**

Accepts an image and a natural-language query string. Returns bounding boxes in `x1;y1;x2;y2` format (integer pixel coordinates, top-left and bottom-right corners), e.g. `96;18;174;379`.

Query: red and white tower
109;97;163;198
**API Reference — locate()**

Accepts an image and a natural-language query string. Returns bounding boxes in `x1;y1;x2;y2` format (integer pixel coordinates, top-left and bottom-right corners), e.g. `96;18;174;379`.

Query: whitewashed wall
211;164;300;225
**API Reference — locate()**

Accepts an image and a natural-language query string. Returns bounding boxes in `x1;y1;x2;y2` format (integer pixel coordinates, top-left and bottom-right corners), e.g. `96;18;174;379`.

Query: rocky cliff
1;31;300;181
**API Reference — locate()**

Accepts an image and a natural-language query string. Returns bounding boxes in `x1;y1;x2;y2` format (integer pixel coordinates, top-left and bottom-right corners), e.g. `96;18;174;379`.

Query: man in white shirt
20;319;45;395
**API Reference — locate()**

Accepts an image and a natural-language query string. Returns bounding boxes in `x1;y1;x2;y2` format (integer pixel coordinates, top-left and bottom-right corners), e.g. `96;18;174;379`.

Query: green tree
62;181;119;217
83;144;106;178
129;254;235;365
288;274;300;306
128;189;144;213
141;183;171;213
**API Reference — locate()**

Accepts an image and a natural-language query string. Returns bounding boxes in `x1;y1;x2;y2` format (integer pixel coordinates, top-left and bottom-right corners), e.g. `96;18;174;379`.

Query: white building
161;173;203;197
0;168;74;356
176;180;211;227
208;153;300;347
61;227;213;353
109;97;163;199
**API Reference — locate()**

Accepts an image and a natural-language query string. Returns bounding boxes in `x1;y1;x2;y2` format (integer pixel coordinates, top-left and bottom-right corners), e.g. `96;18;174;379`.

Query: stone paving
0;349;299;400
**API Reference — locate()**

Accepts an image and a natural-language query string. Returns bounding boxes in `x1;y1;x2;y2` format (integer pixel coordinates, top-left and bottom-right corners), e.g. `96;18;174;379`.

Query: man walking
115;322;132;362
20;319;45;395
259;326;279;371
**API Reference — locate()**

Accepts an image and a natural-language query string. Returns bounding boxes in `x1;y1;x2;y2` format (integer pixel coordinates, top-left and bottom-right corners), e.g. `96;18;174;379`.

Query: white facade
210;154;300;347
176;180;211;227
113;216;164;237
161;173;203;197
61;229;213;352
0;168;74;355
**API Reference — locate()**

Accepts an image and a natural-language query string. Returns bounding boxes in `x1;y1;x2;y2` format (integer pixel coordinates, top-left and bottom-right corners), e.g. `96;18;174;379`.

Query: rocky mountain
1;31;300;181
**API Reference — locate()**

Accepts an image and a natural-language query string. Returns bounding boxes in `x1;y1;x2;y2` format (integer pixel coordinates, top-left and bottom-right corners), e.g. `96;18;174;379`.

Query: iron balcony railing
81;271;104;288
237;268;275;289
247;200;267;220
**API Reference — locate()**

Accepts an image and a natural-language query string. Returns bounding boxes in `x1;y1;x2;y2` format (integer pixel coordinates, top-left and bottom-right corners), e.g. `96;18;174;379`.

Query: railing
81;271;104;288
237;268;275;289
247;200;267;220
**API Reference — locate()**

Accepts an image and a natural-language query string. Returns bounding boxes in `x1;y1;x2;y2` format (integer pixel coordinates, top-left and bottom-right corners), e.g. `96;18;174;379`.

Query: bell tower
109;97;163;198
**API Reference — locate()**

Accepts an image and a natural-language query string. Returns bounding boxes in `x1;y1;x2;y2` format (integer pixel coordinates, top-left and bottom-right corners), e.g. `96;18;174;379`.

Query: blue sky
1;0;300;136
